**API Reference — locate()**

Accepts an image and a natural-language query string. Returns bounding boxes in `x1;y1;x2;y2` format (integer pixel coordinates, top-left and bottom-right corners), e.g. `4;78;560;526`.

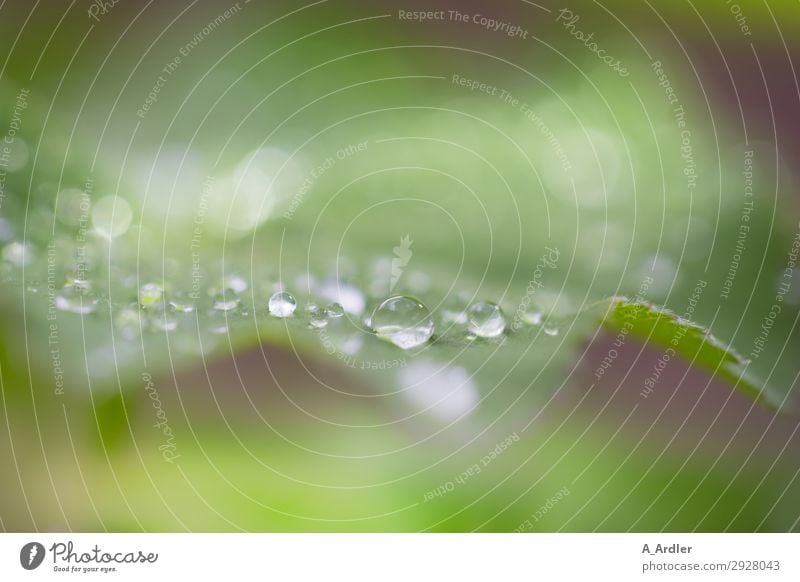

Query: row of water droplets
2;234;561;350
51;275;558;351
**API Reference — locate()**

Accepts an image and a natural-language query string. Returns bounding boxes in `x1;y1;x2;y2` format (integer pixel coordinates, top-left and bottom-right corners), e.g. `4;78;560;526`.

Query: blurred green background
1;0;799;531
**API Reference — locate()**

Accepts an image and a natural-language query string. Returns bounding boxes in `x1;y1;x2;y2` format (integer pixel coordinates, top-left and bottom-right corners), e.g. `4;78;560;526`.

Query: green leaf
600;297;783;410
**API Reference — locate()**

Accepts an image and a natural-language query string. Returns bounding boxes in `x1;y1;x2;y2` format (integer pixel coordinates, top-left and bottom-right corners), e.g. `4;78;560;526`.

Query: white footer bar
1;533;797;580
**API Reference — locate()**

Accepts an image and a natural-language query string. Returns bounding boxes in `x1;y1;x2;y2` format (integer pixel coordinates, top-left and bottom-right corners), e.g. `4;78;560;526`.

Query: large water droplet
467;302;506;338
268;291;296;317
372;295;434;349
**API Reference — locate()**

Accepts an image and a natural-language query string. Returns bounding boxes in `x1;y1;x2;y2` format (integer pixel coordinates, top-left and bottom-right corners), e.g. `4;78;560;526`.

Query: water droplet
55;284;99;314
544;325;559;337
139;283;164;309
268;291;296;317
326;302;345;319
212;289;240;311
305;303;328;328
372;295;434;349
92;196;133;240
2;241;34;266
467;302;506;338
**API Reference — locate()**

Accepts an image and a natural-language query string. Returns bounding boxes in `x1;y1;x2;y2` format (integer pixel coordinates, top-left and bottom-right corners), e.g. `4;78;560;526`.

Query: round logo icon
19;542;46;570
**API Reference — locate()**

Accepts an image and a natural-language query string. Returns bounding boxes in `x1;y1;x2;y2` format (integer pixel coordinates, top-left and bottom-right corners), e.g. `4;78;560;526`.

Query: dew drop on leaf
372;295;434;349
268;291;296;317
467;301;506;338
